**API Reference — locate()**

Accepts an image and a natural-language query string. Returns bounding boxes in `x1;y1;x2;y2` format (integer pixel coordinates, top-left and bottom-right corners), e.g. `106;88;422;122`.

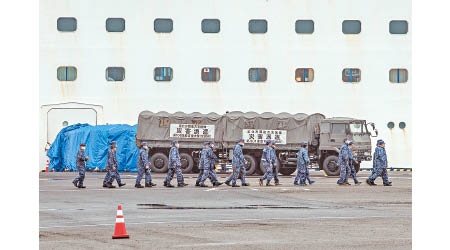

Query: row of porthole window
387;122;406;129
57;67;409;83
57;17;409;35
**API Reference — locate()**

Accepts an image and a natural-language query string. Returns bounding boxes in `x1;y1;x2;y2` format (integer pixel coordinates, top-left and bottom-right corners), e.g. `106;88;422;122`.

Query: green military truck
136;111;378;176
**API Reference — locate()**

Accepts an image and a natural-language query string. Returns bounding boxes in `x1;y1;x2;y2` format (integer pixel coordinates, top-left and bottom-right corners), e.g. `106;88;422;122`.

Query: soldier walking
366;139;392;186
225;139;249;187
195;142;209;186
294;141;312;186
72;143;89;188
259;140;274;186
164;140;188;188
271;140;281;186
135;142;156;188
348;141;362;185
337;138;351;185
199;141;222;187
104;141;126;188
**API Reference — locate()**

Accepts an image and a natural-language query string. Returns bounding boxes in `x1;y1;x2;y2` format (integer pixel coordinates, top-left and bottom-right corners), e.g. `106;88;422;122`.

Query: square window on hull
154;67;173;81
295;68;314;82
249;68;267;82
342;68;361;83
389;69;408;83
295;20;314;34
389;20;408;34
249;19;267;34
154;18;173;33
105;67;125;81
342;20;361;34
202;19;220;33
57;17;77;32
106;18;125;32
201;68;220;82
57;66;77;81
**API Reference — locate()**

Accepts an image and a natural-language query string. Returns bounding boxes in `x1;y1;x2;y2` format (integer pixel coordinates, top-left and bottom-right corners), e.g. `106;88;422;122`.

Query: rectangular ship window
201;68;220;82
389;69;408;83
106;18;125;32
105;67;125;81
154;67;173;81
249;19;267;34
57;17;77;32
342;68;361;83
57;66;77;81
295;68;314;82
295;20;314;34
201;19;220;33
154;18;173;33
389;20;408;34
249;68;267;82
342;20;361;34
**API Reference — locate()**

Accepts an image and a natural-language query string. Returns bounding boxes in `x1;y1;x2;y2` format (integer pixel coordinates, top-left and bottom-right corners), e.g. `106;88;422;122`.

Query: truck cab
318;118;376;176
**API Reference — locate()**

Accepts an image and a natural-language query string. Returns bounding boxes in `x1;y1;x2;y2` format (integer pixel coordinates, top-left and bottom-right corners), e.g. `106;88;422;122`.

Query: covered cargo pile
47;124;139;172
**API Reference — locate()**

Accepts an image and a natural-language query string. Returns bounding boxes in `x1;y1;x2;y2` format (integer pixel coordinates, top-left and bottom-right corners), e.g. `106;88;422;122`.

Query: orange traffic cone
112;205;129;239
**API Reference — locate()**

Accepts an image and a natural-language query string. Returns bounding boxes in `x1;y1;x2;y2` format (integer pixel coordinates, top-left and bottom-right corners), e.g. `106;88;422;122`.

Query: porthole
62;121;69;127
399;122;406;129
387;122;395;129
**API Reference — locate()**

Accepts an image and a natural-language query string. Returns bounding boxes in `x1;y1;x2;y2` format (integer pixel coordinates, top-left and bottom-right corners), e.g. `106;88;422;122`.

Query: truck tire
279;166;296;176
179;153;194;173
150;153;169;173
243;155;257;175
323;155;340;176
259;158;280;174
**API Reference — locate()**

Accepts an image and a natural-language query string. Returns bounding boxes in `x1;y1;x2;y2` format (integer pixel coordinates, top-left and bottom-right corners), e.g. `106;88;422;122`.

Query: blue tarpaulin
47;124;139;172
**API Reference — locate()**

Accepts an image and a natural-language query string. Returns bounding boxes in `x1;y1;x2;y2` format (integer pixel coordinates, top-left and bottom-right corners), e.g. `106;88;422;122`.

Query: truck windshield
350;123;362;133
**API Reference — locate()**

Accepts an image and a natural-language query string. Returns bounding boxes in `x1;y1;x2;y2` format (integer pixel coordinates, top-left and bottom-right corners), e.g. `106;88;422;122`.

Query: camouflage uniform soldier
225;139;249;187
271;140;281;186
294;141;311;186
72;143;89;188
105;141;126;188
199;141;222;187
337;138;351;185
164;141;188;188
348;141;362;185
367;140;392;186
135;142;156;188
259;140;274;186
195;142;210;186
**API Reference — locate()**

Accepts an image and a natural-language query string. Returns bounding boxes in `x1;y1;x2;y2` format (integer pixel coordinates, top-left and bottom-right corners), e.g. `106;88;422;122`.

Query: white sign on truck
170;124;215;139
243;129;287;144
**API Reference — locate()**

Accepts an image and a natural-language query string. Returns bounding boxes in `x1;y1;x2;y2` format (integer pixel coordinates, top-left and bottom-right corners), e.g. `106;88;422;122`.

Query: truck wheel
323;155;340;176
259;158;280;174
150;153;169;173
279;166;296;176
179;153;194;173
354;162;361;173
243;155;257;175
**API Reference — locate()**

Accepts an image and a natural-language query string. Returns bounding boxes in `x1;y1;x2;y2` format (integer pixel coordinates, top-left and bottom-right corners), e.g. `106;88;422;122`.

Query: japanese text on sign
243;129;287;144
170;124;215;139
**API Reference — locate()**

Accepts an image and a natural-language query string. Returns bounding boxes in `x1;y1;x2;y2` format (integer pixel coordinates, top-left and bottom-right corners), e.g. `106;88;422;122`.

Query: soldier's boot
309;180;315;185
266;183;274;186
232;184;240;187
150;182;157;186
200;183;208;188
338;181;347;186
166;183;175;188
103;182;108;188
366;178;377;186
259;178;263;186
135;184;144;188
145;183;153;187
383;181;392;186
163;181;168;187
77;184;86;188
242;183;250;186
118;182;126;187
178;183;189;187
344;180;351;185
294;182;300;186
355;181;362;185
106;182;116;188
72;180;78;187
195;181;200;187
224;181;231;186
214;182;223;187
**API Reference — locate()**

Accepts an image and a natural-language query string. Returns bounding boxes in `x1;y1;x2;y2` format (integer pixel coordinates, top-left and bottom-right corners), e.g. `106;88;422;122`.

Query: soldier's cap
236;138;245;143
377;139;385;145
80;143;86;147
301;141;308;146
348;141;354;145
141;142;148;146
265;139;272;145
172;140;179;145
343;137;349;142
